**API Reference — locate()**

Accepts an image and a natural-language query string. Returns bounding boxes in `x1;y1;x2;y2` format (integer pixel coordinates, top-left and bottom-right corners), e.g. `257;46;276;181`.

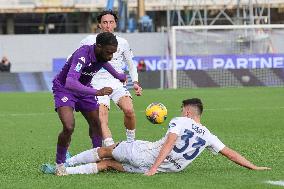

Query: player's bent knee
62;126;75;135
98;147;112;158
124;108;135;117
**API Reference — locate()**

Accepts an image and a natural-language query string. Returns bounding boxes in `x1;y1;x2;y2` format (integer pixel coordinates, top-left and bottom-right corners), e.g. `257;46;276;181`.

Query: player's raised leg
65;159;125;175
118;96;136;142
66;145;115;166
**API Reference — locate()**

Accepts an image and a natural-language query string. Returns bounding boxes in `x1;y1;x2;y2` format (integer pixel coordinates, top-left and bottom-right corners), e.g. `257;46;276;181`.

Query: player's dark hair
96;32;118;46
97;9;118;23
182;98;203;115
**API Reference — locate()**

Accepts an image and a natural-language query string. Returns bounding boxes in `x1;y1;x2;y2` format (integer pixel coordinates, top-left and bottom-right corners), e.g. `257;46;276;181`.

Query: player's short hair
182;98;203;115
96;32;118;47
97;10;118;23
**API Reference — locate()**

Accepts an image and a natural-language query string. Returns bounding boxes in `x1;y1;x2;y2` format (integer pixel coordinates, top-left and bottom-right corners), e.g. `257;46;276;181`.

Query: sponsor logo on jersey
79;57;86;63
166;155;181;169
61;96;68;102
81;71;96;77
75;63;82;72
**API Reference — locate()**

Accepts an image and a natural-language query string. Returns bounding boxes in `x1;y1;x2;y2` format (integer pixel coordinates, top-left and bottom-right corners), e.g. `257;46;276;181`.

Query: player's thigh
97;95;111;109
57;106;75;127
53;90;76;127
75;94;99;112
81;109;100;126
97;159;125;172
112;141;133;163
53;89;76;111
112;141;153;167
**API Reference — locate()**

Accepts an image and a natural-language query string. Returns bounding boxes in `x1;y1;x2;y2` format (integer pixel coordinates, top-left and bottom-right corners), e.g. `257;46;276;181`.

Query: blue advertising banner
53;53;284;72
133;54;284;71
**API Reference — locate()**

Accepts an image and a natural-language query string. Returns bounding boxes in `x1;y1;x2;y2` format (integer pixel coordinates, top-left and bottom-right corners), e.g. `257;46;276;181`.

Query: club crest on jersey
79;57;86;63
168;122;176;128
61;96;68;102
75;63;82;72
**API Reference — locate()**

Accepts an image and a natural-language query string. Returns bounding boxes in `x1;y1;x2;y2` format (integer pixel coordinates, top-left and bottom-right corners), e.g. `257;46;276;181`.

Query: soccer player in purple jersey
52;32;127;176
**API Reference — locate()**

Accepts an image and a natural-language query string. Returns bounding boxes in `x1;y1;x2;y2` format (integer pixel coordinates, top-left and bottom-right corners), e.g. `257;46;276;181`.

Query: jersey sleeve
80;35;96;47
65;47;97;95
206;134;226;155
67;48;88;80
122;40;138;82
103;62;127;82
167;118;183;136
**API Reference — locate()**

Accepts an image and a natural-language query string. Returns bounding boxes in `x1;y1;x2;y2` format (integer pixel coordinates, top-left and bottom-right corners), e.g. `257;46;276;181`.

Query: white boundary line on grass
0;106;284;117
266;180;284;186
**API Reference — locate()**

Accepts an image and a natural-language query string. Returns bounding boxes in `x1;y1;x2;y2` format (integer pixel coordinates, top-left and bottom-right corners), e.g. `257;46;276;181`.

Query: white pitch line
266;180;284;186
0;106;283;117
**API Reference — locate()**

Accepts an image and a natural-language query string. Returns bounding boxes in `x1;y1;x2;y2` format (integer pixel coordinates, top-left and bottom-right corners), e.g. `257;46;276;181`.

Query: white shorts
112;140;182;173
91;78;132;109
97;87;131;109
112;141;156;173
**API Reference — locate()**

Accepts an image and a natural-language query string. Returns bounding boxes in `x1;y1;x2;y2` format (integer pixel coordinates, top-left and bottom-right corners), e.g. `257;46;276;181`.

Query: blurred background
0;0;284;91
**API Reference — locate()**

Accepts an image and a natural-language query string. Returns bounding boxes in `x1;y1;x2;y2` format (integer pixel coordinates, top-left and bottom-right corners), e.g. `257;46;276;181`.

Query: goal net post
170;24;284;89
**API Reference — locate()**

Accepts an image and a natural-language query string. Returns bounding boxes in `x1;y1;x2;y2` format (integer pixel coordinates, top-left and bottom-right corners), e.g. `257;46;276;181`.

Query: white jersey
112;117;225;173
158;117;225;172
80;34;138;89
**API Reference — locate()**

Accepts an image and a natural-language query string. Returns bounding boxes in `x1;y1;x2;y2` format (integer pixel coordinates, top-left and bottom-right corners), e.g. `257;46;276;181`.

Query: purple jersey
53;45;126;96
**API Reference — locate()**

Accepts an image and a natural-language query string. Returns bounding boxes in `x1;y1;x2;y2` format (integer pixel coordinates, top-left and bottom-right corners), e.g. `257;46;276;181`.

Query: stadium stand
0;0;284;91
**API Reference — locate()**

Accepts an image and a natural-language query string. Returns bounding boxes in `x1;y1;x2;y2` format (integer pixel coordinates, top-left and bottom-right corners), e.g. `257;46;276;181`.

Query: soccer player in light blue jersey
44;98;270;176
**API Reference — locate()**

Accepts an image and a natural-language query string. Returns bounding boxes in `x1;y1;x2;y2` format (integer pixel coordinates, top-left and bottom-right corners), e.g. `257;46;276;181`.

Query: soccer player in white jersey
48;98;270;176
80;10;142;147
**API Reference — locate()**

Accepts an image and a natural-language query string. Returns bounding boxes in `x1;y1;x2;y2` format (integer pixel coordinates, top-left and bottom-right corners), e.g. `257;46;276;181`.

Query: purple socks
91;135;102;148
56;145;68;164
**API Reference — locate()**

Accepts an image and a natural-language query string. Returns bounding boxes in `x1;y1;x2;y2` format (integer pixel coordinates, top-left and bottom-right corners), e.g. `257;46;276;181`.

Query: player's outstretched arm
103;62;127;82
145;133;178;176
219;146;271;170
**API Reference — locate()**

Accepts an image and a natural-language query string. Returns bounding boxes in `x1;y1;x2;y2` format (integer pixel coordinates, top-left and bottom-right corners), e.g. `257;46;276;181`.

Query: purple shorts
52;84;99;112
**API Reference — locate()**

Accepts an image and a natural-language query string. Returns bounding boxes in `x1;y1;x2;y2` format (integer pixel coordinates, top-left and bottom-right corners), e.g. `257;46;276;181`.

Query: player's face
96;44;117;62
181;105;191;117
99;14;117;32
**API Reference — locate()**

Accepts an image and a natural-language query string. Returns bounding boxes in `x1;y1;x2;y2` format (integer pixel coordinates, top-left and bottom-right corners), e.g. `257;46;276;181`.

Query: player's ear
96;43;102;49
95;43;103;53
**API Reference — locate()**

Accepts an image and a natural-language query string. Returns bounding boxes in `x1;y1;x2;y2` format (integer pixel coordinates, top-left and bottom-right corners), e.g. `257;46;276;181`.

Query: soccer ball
145;102;167;124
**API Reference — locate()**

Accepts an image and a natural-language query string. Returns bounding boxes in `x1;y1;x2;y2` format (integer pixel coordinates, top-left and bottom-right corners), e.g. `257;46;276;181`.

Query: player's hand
96;87;113;96
144;167;157;176
133;82;142;96
252;166;271;170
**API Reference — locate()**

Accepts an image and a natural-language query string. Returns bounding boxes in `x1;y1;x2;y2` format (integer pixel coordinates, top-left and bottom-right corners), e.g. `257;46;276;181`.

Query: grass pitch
0;87;283;189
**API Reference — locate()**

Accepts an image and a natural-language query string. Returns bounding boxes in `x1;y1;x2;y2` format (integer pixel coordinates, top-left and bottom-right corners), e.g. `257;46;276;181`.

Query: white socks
103;138;115;147
66;148;100;166
102;129;136;146
66;163;98;175
126;129;135;142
